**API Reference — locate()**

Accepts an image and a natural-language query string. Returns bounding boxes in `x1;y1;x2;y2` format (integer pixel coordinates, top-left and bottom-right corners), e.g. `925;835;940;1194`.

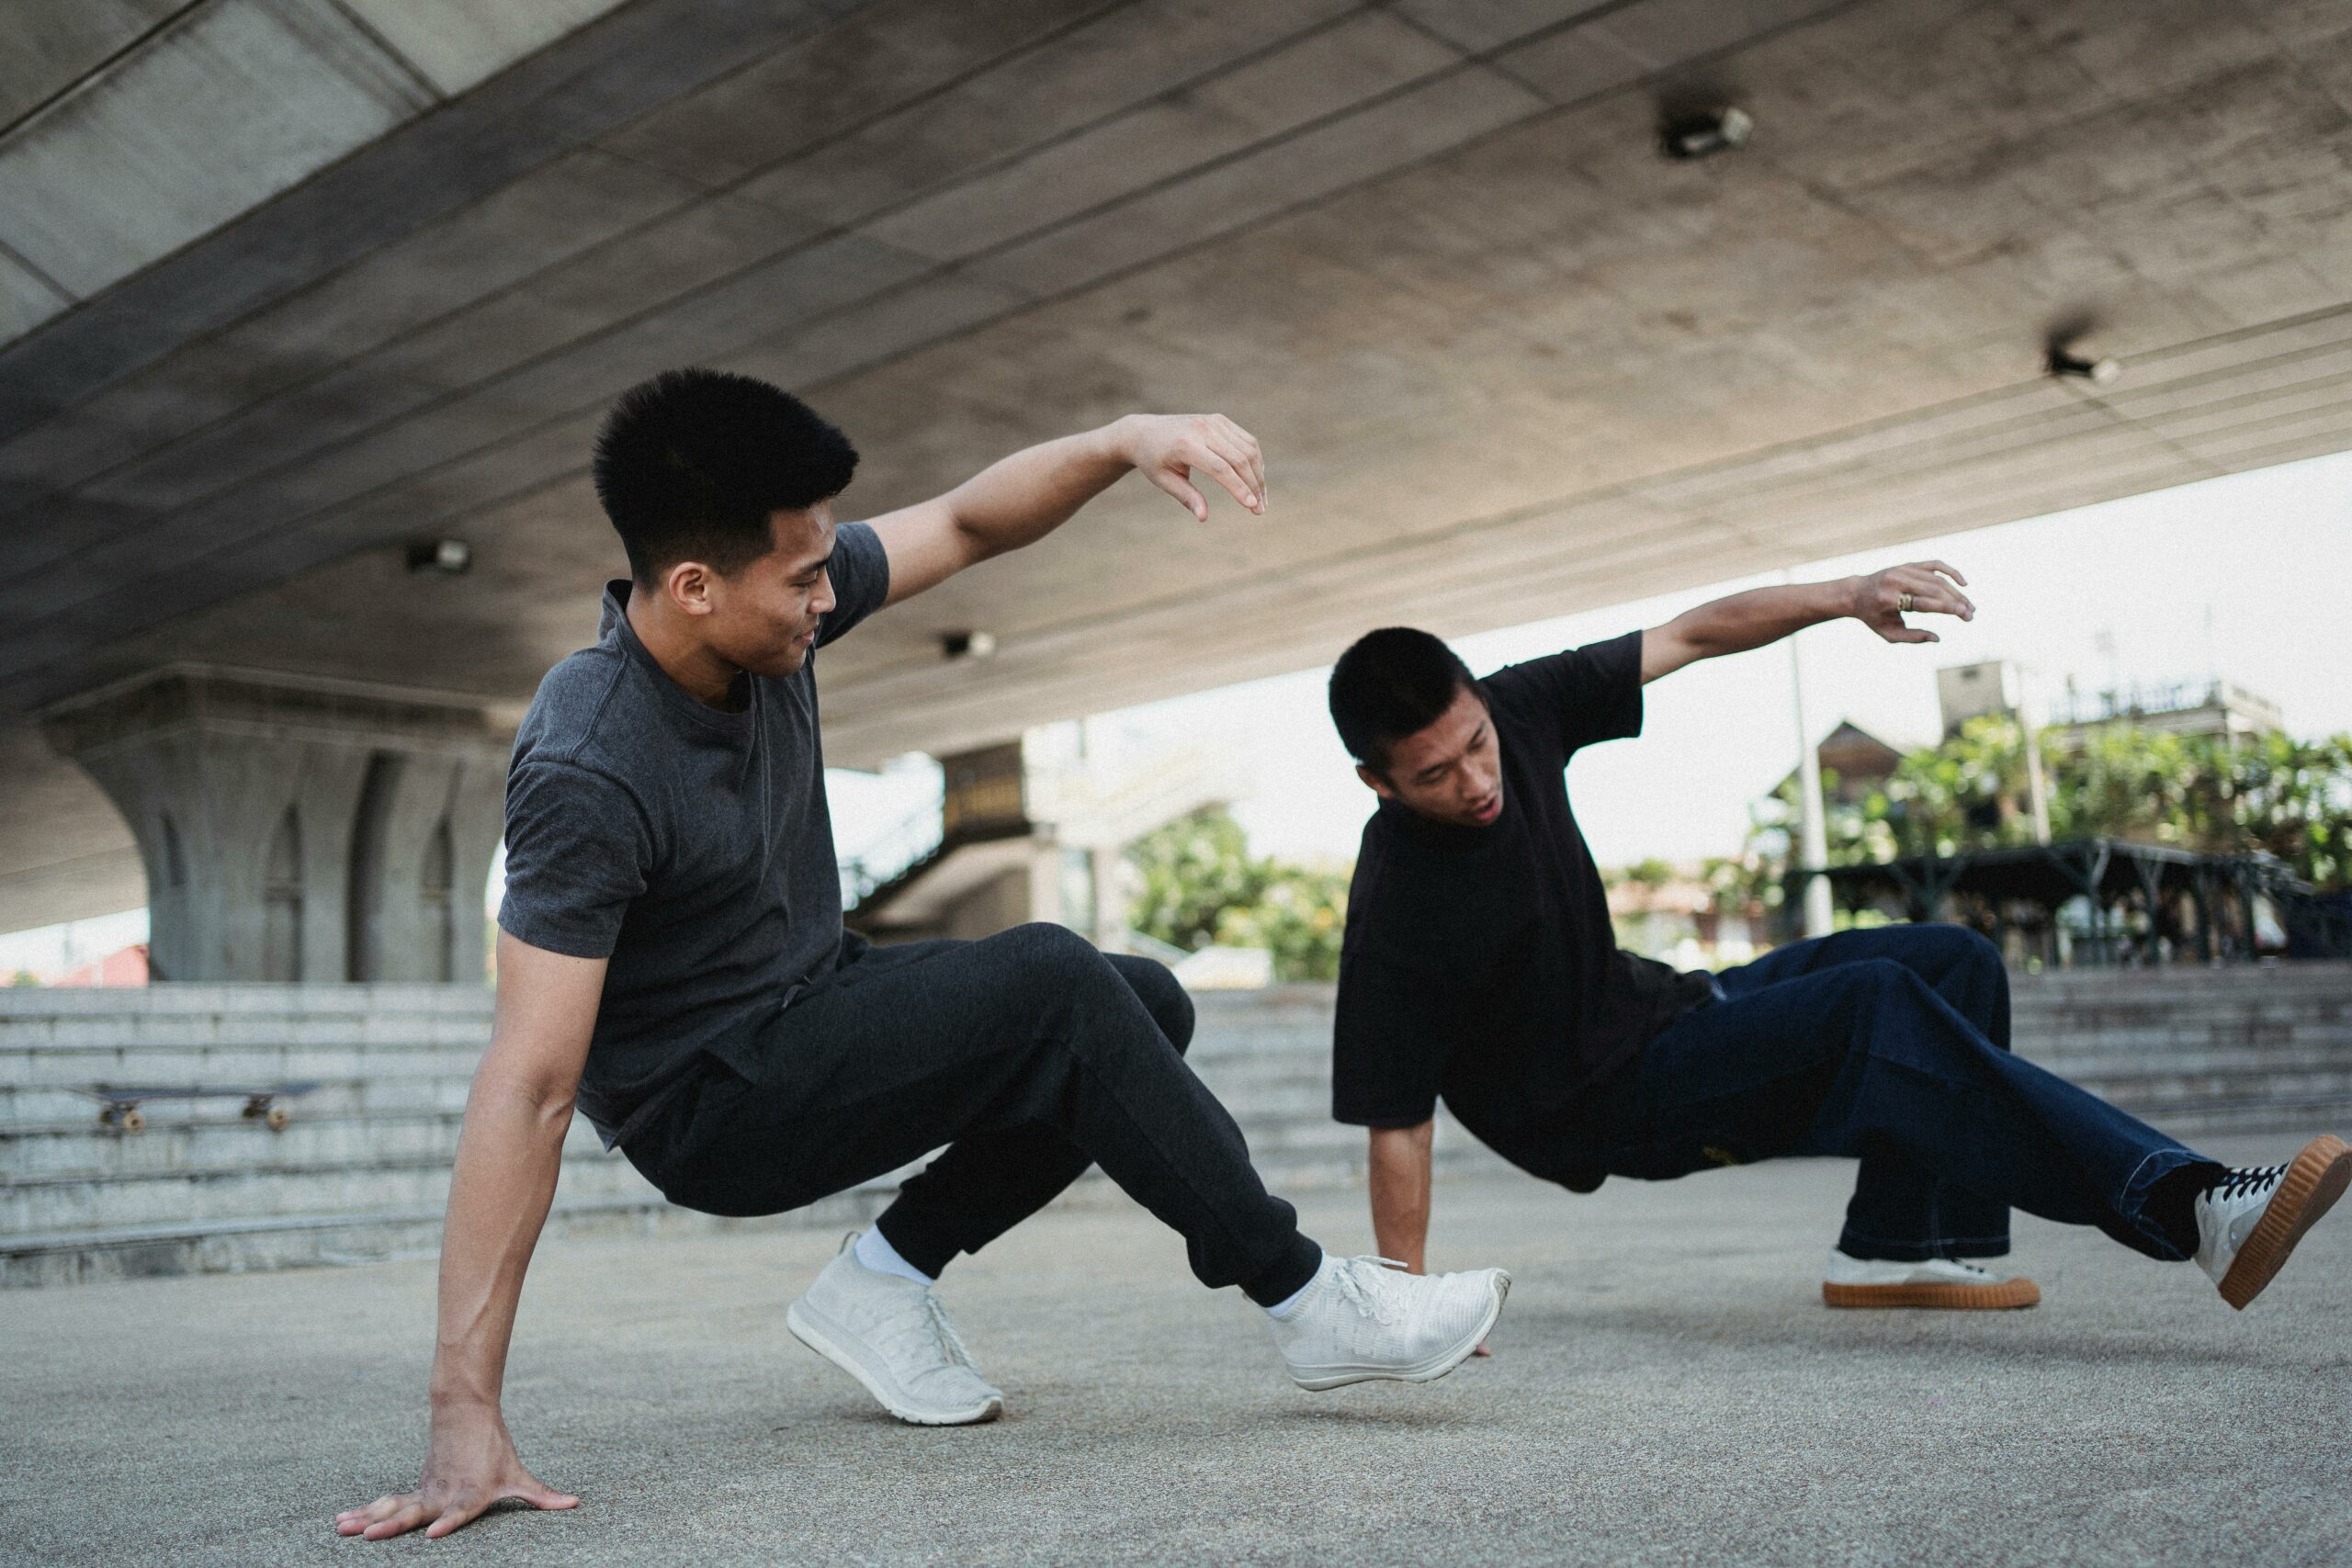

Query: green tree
1746;719;2352;890
1125;808;1351;981
1215;863;1352;983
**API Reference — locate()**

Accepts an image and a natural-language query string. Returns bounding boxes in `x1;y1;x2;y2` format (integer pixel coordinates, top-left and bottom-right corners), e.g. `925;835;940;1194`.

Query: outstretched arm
869;414;1266;607
336;933;603;1542
1638;561;1975;684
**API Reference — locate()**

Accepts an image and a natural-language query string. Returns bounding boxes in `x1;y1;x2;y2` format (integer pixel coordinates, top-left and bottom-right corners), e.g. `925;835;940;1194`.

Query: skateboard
71;1082;321;1134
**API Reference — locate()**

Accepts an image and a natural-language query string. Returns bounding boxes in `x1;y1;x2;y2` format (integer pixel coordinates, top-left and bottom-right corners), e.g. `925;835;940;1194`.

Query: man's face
1360;683;1505;829
700;502;838;678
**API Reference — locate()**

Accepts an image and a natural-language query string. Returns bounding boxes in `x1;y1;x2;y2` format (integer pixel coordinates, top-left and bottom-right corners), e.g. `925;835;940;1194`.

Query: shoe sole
1288;1270;1510;1393
784;1299;1003;1426
1822;1277;2041;1310
2217;1134;2351;1311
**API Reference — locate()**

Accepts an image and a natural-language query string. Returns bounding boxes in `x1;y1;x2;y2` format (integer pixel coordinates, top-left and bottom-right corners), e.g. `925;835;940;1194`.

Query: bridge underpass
4;0;2350;968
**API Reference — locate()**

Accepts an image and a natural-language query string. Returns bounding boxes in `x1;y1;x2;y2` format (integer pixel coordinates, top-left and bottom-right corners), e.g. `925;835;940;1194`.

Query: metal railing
838;791;945;910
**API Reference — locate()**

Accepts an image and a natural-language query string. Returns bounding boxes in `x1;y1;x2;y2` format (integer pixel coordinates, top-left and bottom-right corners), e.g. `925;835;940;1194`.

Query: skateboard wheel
120;1108;145;1134
265;1105;290;1132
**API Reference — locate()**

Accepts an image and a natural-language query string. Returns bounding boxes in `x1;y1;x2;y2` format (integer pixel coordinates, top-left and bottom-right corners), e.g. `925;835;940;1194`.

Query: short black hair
592;367;858;582
1328;627;1482;771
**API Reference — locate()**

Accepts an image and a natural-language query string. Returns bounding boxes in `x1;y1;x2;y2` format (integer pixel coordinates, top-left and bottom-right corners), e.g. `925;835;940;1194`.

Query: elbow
472;1057;578;1133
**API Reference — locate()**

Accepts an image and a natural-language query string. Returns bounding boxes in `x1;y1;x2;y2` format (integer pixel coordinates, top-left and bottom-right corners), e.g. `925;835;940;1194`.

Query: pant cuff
1238;1233;1324;1308
2119;1147;2225;1261
872;1200;963;1280
1837;1229;2012;1263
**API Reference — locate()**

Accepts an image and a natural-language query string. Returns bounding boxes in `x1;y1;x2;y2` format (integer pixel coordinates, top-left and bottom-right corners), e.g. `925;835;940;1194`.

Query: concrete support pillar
40;667;512;983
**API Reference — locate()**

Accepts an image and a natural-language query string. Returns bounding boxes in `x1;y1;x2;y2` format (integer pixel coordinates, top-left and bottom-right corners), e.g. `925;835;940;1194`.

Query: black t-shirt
1330;630;1714;1173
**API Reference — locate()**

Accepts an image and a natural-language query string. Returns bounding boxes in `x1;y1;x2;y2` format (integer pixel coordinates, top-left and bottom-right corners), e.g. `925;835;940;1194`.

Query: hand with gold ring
1848;561;1973;645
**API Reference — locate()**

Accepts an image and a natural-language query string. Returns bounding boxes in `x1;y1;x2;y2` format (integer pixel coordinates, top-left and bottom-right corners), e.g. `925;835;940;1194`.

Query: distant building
52;943;149;987
1938;658;2281;746
1775;720;1913;806
1937;660;2027;739
1607;868;1761;971
2050;677;2283;744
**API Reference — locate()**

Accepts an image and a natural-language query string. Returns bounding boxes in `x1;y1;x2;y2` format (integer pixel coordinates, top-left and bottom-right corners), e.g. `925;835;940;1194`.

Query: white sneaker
785;1234;1004;1425
1268;1256;1508;1392
1821;1249;2041;1310
2193;1135;2350;1311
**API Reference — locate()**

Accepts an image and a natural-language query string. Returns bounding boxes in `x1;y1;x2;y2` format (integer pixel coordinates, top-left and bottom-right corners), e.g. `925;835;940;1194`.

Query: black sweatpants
622;922;1323;1305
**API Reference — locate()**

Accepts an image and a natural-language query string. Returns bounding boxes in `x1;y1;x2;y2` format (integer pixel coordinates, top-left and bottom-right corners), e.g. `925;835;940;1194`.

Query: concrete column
40;666;512;983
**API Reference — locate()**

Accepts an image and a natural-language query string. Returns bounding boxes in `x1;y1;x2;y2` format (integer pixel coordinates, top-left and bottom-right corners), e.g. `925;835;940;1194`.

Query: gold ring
1895;591;1916;612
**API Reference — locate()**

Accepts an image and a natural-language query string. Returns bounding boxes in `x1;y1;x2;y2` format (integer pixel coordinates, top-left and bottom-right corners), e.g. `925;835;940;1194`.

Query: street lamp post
1790;628;1835;939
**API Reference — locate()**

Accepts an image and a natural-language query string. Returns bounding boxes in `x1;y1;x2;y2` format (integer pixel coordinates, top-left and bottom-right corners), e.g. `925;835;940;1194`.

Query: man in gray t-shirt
341;370;1509;1544
498;517;890;1149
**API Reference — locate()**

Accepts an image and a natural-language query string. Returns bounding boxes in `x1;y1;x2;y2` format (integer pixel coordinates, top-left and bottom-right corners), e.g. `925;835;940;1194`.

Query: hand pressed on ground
335;1404;577;1541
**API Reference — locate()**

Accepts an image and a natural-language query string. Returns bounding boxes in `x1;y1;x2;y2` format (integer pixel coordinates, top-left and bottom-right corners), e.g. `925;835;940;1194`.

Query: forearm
428;1071;572;1412
1665;578;1854;660
938;422;1133;561
1367;1123;1434;1273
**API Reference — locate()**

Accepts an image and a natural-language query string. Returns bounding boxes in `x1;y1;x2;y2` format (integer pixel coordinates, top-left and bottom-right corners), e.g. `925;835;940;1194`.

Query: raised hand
1119;412;1266;521
1849;560;1973;644
335;1404;577;1542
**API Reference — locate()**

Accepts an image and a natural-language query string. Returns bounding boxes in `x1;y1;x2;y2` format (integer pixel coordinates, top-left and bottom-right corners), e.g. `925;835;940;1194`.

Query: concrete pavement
5;1127;2347;1567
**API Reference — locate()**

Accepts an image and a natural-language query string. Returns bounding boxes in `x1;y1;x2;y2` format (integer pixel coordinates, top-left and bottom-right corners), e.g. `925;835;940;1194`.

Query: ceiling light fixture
404;538;471;574
1661;106;1752;160
2046;343;2121;385
941;630;997;661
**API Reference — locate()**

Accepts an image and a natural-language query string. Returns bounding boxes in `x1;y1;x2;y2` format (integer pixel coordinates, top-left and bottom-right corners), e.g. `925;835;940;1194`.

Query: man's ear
662;559;716;617
1355;762;1396;801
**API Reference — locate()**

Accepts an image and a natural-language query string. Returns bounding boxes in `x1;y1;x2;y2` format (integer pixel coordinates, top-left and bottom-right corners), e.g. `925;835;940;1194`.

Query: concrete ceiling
4;0;2351;932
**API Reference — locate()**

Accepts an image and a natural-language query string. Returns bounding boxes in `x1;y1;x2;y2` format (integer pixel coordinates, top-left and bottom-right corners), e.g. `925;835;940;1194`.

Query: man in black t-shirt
1327;563;2346;1321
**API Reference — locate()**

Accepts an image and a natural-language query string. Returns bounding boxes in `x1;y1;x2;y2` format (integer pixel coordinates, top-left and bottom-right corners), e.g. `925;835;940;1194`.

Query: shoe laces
2213;1163;2288;1202
922;1292;978;1371
1329;1256;1412;1325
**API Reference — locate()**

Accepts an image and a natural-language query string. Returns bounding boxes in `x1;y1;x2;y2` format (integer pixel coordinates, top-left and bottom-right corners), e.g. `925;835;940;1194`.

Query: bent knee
995;920;1106;980
1905;921;2001;968
1111;955;1194;1054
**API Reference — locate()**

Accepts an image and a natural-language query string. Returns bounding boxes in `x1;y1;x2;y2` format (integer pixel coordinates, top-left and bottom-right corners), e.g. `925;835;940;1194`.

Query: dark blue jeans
1576;926;2220;1262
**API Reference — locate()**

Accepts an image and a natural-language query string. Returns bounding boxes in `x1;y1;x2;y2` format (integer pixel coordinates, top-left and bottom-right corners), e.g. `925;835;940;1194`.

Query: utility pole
1790;628;1834;939
2020;669;2052;846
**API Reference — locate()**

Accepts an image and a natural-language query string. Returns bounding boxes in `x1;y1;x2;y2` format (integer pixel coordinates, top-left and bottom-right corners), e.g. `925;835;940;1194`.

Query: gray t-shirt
497;521;890;1146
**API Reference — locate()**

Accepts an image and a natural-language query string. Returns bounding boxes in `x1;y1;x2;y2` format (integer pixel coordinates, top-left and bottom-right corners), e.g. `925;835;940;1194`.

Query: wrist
1098;413;1143;469
1832;575;1868;620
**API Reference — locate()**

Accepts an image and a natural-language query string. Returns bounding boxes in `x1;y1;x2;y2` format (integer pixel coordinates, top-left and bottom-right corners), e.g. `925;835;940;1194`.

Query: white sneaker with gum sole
1822;1250;2041;1310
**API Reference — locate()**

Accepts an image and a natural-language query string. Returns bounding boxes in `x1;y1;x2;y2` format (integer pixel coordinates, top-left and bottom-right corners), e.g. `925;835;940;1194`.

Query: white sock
853;1225;934;1284
1264;1252;1330;1319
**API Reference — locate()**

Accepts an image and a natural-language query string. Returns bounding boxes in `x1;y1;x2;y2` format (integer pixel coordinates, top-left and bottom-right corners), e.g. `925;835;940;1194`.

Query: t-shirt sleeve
496;761;652;959
1481;628;1645;756
815;519;891;649
1331;941;1450;1128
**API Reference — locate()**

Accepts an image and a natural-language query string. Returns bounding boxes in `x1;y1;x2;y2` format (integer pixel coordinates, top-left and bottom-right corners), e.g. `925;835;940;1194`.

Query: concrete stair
6;963;2348;1286
2010;964;2352;1134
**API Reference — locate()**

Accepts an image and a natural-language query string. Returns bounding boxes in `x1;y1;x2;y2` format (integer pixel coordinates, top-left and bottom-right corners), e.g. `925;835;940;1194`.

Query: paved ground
6;1129;2348;1567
